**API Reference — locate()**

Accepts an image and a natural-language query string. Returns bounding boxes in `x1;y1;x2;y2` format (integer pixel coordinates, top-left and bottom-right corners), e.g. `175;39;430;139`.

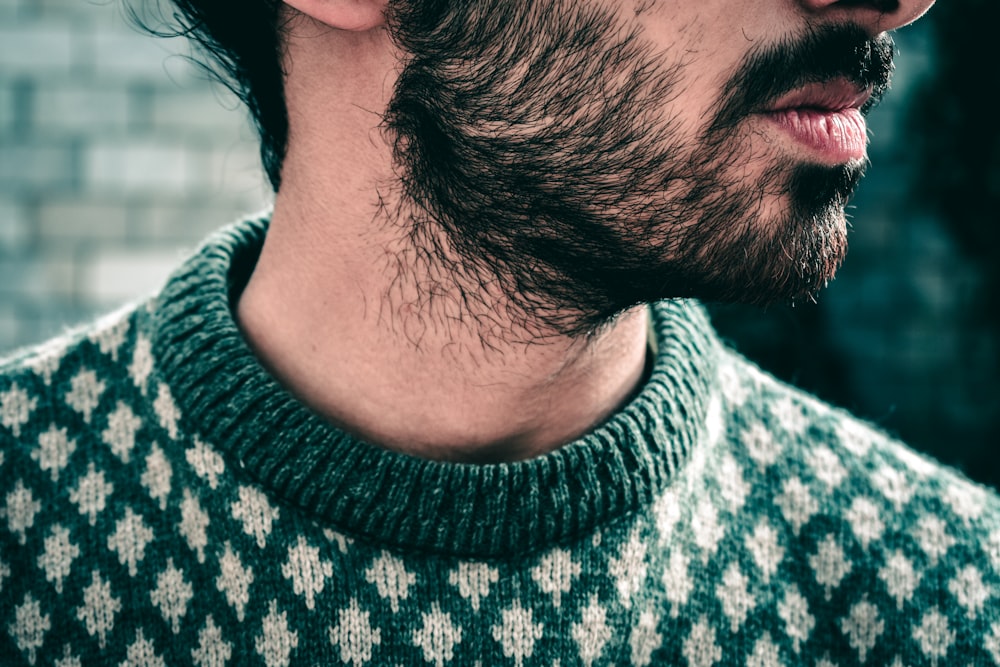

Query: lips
759;79;873;164
767;79;873;114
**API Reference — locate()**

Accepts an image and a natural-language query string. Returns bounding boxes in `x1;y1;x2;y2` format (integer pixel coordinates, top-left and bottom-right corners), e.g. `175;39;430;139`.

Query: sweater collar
152;215;721;558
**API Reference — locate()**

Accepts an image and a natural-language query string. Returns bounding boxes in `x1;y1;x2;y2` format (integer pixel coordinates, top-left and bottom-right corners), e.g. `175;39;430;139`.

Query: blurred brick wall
0;0;270;352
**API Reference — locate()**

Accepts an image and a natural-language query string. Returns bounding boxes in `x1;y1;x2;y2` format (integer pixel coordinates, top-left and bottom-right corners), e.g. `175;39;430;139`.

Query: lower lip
763;108;868;163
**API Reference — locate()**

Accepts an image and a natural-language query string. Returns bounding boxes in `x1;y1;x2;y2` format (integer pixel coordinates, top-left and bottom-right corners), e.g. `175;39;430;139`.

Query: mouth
757;78;874;164
767;78;873;113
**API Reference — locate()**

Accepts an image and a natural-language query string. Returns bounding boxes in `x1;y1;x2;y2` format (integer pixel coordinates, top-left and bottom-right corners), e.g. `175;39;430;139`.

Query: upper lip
767;78;873;112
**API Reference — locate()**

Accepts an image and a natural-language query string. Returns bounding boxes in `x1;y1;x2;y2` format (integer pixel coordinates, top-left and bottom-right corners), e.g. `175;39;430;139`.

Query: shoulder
716;348;1000;533
711;349;1000;659
0;303;153;474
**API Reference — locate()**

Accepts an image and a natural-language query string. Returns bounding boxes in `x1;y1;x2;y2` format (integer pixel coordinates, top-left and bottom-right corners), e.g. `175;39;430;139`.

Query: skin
237;0;935;462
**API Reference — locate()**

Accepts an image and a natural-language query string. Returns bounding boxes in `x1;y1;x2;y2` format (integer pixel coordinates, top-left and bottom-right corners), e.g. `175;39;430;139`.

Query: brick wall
0;0;270;351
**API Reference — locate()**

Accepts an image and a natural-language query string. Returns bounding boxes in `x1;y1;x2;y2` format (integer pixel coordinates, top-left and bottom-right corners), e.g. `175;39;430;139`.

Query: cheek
628;17;754;139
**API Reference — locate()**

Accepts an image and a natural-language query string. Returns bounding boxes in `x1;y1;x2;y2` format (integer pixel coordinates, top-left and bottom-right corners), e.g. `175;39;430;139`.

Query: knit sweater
1;215;998;667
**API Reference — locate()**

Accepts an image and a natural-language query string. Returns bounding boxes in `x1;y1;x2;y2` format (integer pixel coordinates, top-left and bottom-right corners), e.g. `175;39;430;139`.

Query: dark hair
130;0;289;191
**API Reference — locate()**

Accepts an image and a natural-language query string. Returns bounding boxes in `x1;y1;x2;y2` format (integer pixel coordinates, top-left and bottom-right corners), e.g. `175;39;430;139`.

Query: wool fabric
1;215;998;666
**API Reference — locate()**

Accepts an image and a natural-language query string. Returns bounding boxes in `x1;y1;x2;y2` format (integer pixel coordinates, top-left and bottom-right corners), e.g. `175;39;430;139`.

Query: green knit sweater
1;215;998;666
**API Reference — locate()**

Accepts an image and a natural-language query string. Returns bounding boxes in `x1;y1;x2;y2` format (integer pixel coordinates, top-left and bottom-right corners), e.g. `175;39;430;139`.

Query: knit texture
1;214;998;666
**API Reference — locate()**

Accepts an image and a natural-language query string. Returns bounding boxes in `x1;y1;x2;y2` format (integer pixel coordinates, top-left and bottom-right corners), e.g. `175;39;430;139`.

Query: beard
382;0;894;337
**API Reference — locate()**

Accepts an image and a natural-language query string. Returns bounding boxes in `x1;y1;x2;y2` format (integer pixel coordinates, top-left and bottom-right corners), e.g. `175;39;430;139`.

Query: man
2;0;997;664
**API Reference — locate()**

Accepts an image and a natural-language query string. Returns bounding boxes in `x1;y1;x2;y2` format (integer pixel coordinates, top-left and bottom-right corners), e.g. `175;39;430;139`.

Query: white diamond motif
806;446;847;490
718;361;750;406
835;419;874;457
770;396;809;434
38;524;79;593
716;561;755;633
141;443;173;511
741;421;781;468
531;548;580;608
652;489;681;545
845;497;885;551
25;339;68;386
216;541;254;622
986;530;1000;572
231;485;280;549
746;519;784;585
123;628;165;667
778;585;814;653
102;401;143;464
412;603;462;667
873;465;913;511
878;550;921;611
747;632;781;667
54;645;81;667
840;596;883;663
153;382;181;440
129;334;154;395
192;615;232;667
33;424;76;481
282;535;333;610
943;484;986;525
985;622;1000;665
329;599;380;667
186;437;225;489
10;593;50;665
76;570;121;650
69;463;113;526
913;515;956;566
912;608;955;667
89;310;130;361
810;533;852;601
717;455;749;513
948;564;989;620
448;562;499;612
775;476;818;536
107;507;154;577
629;609;662;667
150;558;193;634
608;526;648;608
4;480;41;545
691;499;725;564
572;594;610;667
180;489;210;563
65;369;105;424
1;383;37;438
662;550;693;618
682;615;721;667
491;601;543;667
365;550;416;613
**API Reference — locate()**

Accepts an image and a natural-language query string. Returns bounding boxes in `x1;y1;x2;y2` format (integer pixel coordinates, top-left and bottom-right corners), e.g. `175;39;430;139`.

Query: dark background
711;0;1000;489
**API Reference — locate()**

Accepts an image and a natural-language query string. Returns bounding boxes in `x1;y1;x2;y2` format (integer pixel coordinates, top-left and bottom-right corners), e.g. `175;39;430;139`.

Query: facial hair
382;0;895;339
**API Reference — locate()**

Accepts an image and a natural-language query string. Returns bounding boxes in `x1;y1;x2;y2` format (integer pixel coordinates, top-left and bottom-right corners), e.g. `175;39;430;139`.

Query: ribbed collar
152;215;721;558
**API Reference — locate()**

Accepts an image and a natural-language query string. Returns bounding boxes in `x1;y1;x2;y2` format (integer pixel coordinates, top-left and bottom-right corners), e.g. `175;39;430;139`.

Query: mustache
709;24;895;137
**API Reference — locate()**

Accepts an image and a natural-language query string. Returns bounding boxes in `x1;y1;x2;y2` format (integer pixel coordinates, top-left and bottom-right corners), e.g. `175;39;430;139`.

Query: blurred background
0;0;270;344
1;1;997;487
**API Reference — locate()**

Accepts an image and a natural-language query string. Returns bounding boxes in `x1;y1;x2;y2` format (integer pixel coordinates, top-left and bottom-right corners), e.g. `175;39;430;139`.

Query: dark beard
383;0;893;337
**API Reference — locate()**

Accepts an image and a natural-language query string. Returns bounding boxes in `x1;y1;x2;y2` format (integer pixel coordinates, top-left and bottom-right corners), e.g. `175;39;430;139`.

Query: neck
235;16;651;462
237;196;651;462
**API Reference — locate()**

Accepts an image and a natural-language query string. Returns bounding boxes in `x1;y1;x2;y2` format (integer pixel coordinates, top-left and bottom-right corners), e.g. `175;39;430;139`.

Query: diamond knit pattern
1;217;998;666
